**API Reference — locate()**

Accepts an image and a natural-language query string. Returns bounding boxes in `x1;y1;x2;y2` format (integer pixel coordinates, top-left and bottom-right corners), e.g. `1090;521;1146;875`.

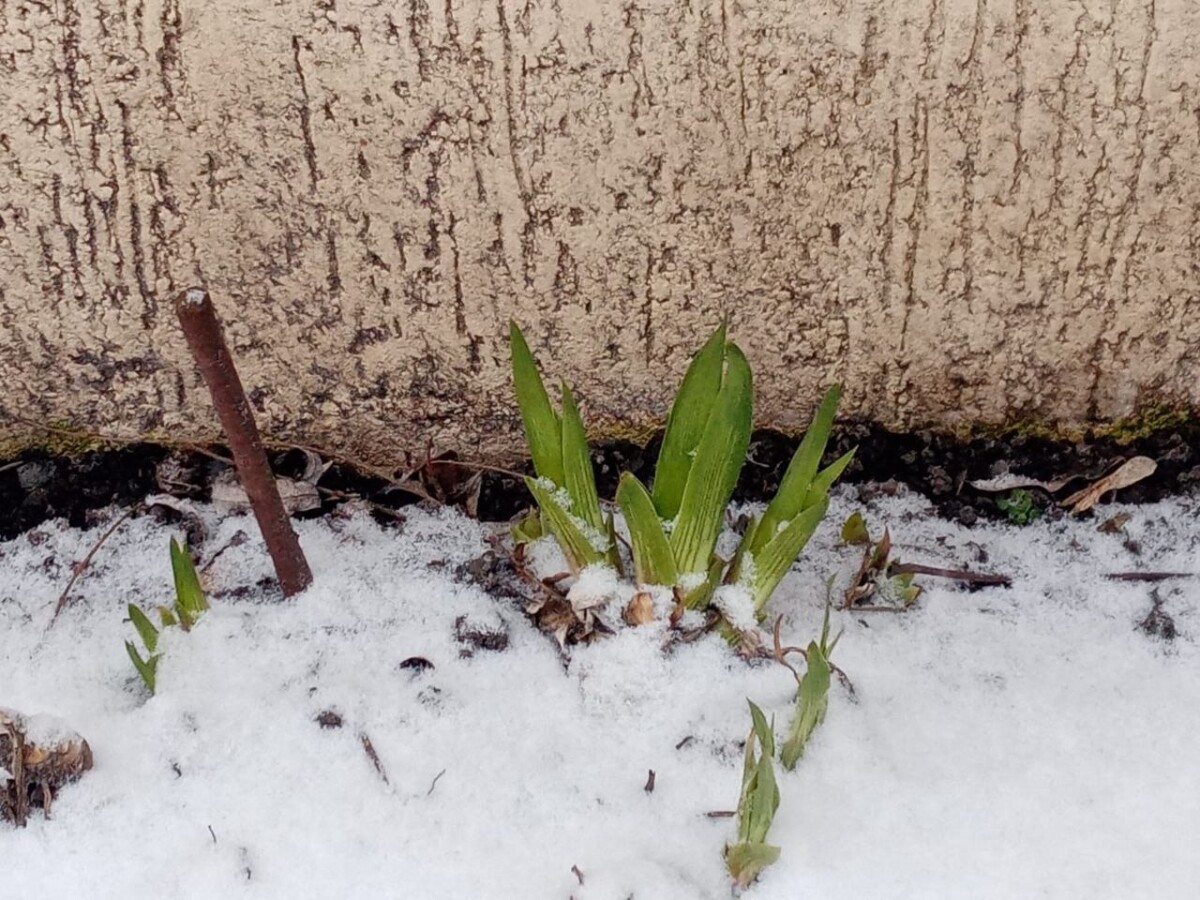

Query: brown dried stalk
175;288;312;596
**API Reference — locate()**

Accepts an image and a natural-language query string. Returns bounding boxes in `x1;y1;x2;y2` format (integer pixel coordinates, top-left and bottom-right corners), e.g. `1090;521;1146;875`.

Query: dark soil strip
3;421;1199;541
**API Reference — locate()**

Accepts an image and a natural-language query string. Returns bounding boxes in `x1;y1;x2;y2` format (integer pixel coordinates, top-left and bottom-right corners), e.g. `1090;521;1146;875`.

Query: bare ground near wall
3;420;1200;540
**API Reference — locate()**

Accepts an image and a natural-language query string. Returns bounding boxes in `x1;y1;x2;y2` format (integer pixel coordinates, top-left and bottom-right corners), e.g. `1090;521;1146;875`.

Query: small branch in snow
1105;571;1195;583
888;562;1011;587
426;768;446;796
208;825;217;844
571;865;585;886
359;732;390;785
643;769;656;793
51;504;143;621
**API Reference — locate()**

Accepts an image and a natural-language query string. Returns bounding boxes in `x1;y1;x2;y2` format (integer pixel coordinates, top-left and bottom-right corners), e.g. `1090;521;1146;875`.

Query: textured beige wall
2;0;1198;464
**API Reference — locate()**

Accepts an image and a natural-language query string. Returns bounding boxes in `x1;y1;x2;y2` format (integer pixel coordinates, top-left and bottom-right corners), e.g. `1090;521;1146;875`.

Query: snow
20;712;80;746
2;487;1199;899
712;584;757;631
566;563;627;613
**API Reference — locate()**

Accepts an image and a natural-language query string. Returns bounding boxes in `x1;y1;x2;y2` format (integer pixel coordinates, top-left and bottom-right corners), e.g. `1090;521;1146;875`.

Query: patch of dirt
3;421;1198;538
0;449;165;541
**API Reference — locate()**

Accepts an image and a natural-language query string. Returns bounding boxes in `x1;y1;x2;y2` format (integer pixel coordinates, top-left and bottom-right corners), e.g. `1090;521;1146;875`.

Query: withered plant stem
175;288;312;596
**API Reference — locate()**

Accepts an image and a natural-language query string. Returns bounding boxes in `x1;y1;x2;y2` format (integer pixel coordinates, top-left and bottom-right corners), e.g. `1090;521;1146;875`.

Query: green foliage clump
510;321;853;626
725;701;781;887
125;538;209;694
997;488;1041;525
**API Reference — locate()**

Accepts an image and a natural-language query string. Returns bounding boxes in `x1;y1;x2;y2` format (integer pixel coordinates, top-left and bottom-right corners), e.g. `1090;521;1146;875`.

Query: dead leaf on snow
969;473;1079;493
1098;513;1132;534
1062;456;1157;514
211;470;321;514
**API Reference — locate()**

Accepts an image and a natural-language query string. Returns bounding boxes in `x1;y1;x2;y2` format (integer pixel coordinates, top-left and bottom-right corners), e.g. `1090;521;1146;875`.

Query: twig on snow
51;504;143;621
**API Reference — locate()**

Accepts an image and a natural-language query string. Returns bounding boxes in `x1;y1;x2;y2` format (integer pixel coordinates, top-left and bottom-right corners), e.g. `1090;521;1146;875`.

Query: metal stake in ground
175;288;313;596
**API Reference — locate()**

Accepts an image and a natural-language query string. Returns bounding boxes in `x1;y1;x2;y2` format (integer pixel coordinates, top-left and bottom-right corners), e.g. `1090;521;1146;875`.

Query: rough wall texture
2;0;1198;464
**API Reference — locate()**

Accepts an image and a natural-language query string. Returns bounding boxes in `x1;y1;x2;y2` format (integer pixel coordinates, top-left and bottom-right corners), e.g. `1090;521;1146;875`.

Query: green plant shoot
780;604;840;770
997;488;1041;525
725;700;782;886
126;539;210;694
731;385;854;612
616;326;752;606
510;321;611;572
170;537;208;631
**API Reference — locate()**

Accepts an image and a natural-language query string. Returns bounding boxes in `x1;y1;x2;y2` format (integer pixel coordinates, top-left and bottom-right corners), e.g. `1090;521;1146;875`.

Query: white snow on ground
2;487;1199;899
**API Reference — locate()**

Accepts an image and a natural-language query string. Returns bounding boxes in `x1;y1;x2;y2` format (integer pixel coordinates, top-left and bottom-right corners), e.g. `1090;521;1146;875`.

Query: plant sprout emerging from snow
997;488;1042;525
725;700;782;886
617;327;854;618
510;321;853;635
125;538;209;694
510;321;617;573
726;384;855;612
616;324;753;608
780;604;840;770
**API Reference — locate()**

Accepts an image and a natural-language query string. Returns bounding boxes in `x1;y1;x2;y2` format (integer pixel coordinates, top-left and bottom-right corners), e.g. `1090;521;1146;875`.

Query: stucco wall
2;0;1198;463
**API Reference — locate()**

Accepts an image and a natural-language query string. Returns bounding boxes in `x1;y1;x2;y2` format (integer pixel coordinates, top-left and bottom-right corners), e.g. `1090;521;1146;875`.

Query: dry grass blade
51;504;143;622
359;732;390;785
1062;456;1157;513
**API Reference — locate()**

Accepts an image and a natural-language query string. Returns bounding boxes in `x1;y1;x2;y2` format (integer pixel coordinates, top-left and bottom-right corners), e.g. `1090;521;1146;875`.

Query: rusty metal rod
175;288;313;596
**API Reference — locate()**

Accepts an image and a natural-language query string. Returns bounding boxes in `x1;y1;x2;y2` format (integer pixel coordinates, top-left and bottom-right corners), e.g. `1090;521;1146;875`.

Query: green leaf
559;381;604;532
616;473;677;586
726;513;761;589
754;385;841;553
890;572;923;606
669;342;752;575
751;496;830;610
841;510;870;545
127;603;159;654
804;448;856;509
747;699;775;759
724;841;781;888
170;538;207;631
157;605;178;628
525;477;605;573
510;508;543;544
738;702;780;848
680;553;725;611
510;321;564;486
780;639;832;770
603;510;625;576
748;751;780;844
125;641;158;694
652;324;727;519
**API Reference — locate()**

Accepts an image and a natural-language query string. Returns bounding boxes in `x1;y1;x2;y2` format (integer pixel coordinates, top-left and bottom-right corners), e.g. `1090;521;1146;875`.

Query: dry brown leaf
211;470;321;514
1098;513;1132;534
1;709;93;827
1062;456;1157;514
623;591;656;626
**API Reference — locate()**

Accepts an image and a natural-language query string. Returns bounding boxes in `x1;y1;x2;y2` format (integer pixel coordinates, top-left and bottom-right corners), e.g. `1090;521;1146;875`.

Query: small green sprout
780;604;841;769
997;488;1042;525
840;510;870;545
725;701;782;886
125;538;209;694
